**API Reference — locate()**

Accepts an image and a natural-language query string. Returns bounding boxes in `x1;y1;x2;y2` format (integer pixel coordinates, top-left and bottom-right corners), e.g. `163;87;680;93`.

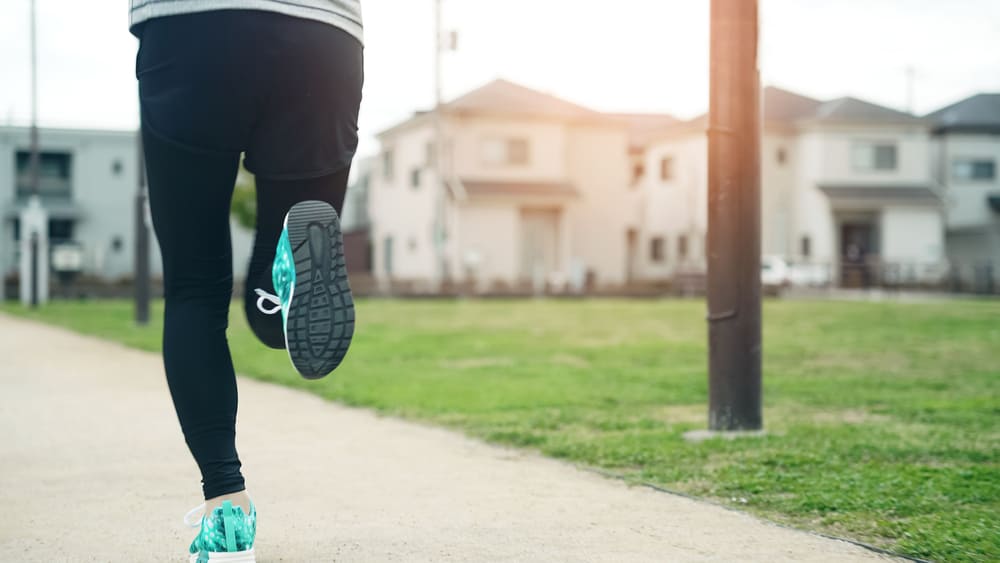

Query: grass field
3;298;998;562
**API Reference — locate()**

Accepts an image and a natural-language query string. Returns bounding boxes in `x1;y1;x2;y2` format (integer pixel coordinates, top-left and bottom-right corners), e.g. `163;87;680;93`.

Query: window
410;168;421;189
15;151;72;199
801;235;811;259
382;149;394;181
851;142;897;171
660;157;674;181
776;147;787;165
631;161;645;185
482;138;530;166
677;235;688;259
650;237;666;262
952;159;995;181
48;219;74;243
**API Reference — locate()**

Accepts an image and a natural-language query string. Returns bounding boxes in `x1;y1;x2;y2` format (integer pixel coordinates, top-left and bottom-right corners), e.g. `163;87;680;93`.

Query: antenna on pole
28;0;40;199
433;0;456;289
905;65;916;114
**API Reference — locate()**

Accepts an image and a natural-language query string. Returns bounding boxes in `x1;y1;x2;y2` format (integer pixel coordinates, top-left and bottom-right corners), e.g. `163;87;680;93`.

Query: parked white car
761;256;791;289
762;256;832;289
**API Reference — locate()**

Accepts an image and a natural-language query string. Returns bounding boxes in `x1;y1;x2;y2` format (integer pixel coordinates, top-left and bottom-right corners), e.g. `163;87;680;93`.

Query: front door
520;208;560;284
840;222;875;288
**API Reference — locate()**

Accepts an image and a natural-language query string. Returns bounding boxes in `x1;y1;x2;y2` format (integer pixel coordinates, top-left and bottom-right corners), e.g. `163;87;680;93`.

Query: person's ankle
205;490;252;515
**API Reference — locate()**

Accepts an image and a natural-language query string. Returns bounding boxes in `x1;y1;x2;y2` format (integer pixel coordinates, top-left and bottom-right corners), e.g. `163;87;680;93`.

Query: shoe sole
189;548;255;562
283;200;355;379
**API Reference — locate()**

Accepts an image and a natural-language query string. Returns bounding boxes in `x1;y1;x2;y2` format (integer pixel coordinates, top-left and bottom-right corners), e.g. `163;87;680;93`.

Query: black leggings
143;127;348;499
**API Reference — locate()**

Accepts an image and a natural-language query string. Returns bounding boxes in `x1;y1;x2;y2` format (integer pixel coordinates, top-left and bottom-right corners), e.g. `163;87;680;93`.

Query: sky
1;0;998;158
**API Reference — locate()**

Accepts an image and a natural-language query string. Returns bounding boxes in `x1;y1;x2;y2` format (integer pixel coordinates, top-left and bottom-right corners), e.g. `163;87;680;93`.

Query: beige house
631;87;947;287
369;79;636;291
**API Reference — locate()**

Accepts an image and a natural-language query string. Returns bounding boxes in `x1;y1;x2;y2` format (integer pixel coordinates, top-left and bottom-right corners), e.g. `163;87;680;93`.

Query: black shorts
135;10;363;180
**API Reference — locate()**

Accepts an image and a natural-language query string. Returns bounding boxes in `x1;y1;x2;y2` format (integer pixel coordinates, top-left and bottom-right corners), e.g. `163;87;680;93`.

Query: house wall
880;206;945;265
633;133;708;280
566;124;631;286
938;133;1000;228
449;116;567;182
369;123;439;283
803;123;932;185
452;201;519;286
793;131;838;264
761;132;798;258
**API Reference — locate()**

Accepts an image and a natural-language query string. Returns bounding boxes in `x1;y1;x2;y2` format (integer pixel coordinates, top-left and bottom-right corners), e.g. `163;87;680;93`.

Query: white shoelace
254;288;281;315
184;503;206;528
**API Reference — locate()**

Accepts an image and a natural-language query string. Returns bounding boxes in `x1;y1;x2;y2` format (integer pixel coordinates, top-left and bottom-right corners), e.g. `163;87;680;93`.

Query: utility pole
20;0;49;308
134;130;150;325
432;0;447;288
706;0;762;431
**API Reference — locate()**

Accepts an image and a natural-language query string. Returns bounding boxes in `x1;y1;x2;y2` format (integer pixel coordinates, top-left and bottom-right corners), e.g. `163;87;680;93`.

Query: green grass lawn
4;298;998;561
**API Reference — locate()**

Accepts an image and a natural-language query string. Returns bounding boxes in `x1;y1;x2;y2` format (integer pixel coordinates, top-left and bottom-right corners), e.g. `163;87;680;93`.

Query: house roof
607;113;679;150
762;87;823;122
810;96;923;124
924;93;1000;134
455;179;579;199
377;79;622;139
443;79;601;120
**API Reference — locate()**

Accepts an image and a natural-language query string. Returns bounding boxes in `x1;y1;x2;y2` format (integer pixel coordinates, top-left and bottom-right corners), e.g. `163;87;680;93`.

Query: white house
369;79;636;291
926;93;1000;289
0;126;254;289
631;87;947;288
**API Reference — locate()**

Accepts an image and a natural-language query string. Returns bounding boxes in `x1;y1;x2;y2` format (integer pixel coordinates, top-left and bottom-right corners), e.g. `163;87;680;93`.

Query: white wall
880;207;946;282
793;131;838;264
452;201;519;285
802;123;932;186
633;133;708;280
369;123;439;282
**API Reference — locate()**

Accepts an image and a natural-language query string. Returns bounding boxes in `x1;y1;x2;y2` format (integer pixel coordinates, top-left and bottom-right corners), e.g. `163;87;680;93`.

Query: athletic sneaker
252;200;355;379
185;500;257;563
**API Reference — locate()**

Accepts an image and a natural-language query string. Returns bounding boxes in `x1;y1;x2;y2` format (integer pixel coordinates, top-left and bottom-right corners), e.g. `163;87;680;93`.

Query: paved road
0;313;893;562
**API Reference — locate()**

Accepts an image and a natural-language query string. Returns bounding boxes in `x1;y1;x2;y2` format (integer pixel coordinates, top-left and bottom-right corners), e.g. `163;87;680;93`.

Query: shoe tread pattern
284;200;355;379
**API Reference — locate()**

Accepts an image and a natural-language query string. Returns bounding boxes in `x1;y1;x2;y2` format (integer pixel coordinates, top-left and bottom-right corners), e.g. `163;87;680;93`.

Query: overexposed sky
1;0;998;158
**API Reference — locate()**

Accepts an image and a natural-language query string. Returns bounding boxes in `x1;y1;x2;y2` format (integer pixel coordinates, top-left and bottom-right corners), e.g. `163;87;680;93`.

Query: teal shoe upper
272;227;296;330
188;500;257;559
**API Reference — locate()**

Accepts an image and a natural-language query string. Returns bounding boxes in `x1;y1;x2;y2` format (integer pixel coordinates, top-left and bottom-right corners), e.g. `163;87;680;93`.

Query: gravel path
0;313;894;562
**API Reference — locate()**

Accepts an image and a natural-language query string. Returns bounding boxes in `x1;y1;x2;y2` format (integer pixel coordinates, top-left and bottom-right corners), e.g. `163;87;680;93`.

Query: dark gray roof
925;93;1000;134
654;88;906;137
763;87;823;122
818;184;942;207
811;97;923;124
457;179;579;198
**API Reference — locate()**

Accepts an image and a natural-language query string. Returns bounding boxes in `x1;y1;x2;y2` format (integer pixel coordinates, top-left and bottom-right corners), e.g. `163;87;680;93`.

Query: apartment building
0;126;254;288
